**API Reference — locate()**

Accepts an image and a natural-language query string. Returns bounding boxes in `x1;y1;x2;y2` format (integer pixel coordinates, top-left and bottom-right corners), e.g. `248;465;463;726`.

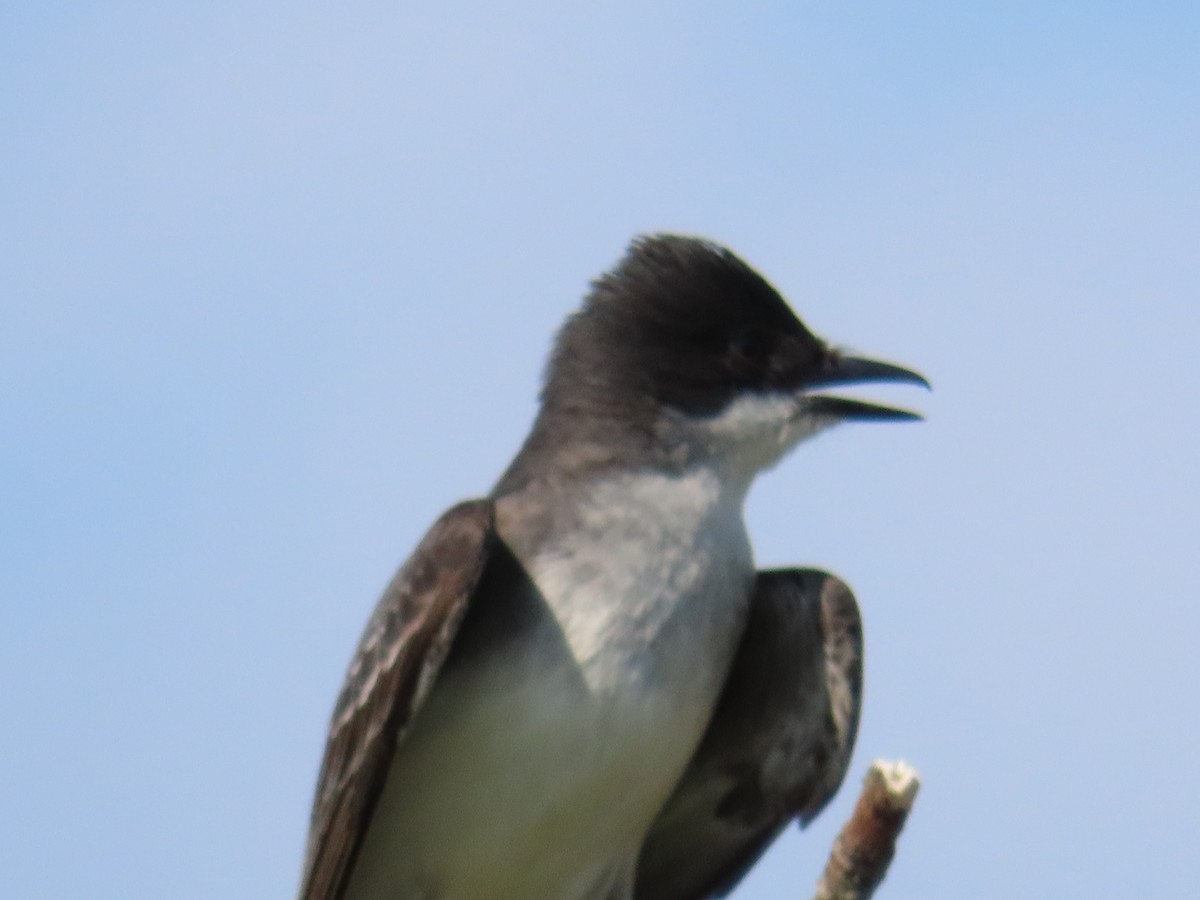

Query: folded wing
298;500;497;900
635;568;864;900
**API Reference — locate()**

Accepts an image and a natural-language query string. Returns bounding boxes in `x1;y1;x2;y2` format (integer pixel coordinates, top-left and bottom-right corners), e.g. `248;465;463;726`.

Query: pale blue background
3;3;1197;898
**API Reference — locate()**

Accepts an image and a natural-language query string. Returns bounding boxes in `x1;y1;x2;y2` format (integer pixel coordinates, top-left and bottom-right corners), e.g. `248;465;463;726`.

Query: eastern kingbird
298;235;927;900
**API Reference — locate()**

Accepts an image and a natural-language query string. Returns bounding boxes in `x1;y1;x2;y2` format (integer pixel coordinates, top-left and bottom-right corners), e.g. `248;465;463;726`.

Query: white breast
534;465;754;692
346;465;755;900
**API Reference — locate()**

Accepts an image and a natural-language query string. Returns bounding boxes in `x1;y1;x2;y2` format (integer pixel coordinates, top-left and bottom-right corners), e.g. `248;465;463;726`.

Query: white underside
344;465;756;900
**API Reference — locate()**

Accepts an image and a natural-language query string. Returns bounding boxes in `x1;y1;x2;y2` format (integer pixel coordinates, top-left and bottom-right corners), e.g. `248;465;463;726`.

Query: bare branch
812;760;920;900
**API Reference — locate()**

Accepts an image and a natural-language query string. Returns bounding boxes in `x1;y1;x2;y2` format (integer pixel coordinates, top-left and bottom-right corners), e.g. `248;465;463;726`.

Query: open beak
801;353;930;422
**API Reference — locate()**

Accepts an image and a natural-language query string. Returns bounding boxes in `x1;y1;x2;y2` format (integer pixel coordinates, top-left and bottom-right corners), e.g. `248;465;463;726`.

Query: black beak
802;353;930;422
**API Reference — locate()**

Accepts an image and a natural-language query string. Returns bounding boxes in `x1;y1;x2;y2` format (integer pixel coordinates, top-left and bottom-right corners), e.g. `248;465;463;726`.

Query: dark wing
635;568;863;900
297;499;497;900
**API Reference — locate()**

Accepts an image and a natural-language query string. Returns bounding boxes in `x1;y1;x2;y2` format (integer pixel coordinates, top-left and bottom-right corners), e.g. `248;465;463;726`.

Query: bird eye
727;326;773;373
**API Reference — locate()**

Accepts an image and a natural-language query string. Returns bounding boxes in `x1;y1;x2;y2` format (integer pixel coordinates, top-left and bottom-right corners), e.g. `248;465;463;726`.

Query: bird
297;234;928;900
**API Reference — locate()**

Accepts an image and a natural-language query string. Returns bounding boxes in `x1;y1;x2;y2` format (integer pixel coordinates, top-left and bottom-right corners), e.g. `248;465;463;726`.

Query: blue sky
2;3;1197;897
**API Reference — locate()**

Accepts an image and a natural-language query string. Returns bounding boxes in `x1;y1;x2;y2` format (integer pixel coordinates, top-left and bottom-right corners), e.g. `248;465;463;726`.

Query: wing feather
635;568;864;900
297;499;496;900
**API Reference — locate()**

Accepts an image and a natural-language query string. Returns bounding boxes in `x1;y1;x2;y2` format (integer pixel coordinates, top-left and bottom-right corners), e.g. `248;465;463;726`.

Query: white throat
664;390;828;487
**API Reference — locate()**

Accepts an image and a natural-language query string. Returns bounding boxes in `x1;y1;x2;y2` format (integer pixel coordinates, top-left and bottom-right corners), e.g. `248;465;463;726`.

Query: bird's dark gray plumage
300;501;497;900
297;234;925;900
